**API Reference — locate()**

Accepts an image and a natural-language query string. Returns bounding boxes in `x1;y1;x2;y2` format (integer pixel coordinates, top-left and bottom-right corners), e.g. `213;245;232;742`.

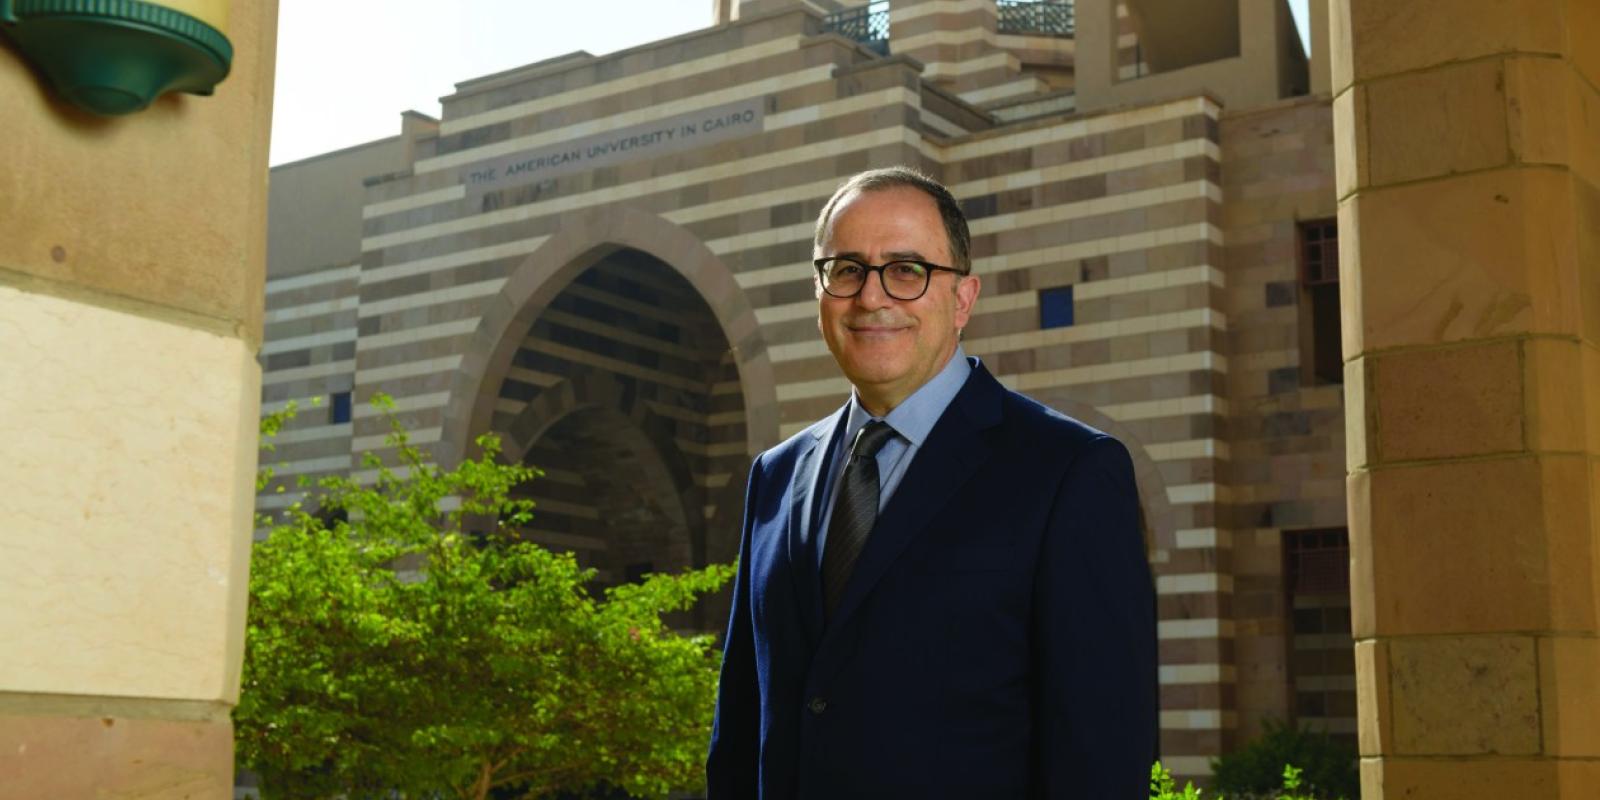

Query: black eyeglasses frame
812;256;970;301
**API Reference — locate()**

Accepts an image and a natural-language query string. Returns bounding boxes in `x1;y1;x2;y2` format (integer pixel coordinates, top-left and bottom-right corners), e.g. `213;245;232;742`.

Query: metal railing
823;1;890;55
997;0;1075;37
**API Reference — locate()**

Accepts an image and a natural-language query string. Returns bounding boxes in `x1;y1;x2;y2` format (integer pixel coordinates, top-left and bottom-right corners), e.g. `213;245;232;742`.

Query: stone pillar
1332;1;1600;796
1308;0;1329;96
1069;0;1120;107
0;1;278;797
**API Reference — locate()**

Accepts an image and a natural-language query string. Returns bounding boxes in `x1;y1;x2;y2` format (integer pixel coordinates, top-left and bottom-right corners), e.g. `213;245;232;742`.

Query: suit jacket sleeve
1032;435;1158;798
706;456;764;798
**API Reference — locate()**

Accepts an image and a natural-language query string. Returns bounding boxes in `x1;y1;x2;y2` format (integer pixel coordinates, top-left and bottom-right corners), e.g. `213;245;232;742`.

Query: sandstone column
1332;1;1600;796
0;1;277;796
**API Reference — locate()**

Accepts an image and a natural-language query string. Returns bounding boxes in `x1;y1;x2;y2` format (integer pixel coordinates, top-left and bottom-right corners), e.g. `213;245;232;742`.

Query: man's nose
853;267;895;309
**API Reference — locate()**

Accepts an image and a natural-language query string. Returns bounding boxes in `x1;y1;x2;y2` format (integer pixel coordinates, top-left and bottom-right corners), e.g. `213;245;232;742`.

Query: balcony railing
997;0;1075;37
823;0;890;55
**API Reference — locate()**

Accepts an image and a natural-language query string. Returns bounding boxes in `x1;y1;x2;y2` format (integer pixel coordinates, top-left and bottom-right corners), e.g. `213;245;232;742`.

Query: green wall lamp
0;0;232;116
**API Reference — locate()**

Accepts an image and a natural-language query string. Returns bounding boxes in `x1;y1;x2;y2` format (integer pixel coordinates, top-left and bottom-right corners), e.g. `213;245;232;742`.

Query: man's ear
953;273;981;330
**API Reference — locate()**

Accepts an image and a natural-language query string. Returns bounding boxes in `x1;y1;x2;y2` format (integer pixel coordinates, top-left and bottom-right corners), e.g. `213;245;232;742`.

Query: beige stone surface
1327;0;1353;94
1335;1;1600;794
1504;56;1573;169
1342;357;1371;471
1505;57;1600;191
1338;0;1561;84
1354;639;1390;757
1335;193;1365;357
0;712;232;800
1558;759;1600;796
1370;341;1524;462
1308;0;1330;96
1346;469;1375;634
1577;177;1600;347
1569;0;1600;90
1361;756;1561;800
1524;337;1588;455
1539;635;1600;757
1362;59;1508;188
1330;86;1366;201
1388;635;1540;756
0;0;277;345
0;286;260;702
1592;461;1600;613
1359;455;1595;636
1344;169;1583;352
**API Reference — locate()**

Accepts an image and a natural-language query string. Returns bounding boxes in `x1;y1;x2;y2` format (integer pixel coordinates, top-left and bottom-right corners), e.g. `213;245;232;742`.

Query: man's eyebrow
823;250;930;262
882;250;927;261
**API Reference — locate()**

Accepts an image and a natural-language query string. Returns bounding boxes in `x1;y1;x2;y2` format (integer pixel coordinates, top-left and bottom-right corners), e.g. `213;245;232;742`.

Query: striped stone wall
1217;96;1346;747
891;0;1144;108
260;264;359;517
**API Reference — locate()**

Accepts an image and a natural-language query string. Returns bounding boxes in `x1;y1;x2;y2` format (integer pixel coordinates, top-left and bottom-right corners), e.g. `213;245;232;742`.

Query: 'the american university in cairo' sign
461;98;765;198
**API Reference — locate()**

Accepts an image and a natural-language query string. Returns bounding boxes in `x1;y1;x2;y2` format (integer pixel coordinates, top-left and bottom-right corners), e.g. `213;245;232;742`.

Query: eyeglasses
813;257;968;301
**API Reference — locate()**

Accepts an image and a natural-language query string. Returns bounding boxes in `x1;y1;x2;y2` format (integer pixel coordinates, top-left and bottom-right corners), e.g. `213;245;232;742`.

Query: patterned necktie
822;420;897;619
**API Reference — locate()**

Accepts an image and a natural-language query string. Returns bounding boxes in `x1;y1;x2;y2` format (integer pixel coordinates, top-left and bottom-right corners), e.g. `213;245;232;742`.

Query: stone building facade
261;0;1347;780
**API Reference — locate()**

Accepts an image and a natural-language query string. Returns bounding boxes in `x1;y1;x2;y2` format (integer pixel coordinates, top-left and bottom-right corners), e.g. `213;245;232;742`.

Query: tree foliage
1152;761;1343;800
237;396;734;800
1209;720;1358;800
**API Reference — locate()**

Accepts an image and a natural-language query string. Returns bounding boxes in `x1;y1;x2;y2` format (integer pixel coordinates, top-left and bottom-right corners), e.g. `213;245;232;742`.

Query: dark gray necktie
822;420;897;619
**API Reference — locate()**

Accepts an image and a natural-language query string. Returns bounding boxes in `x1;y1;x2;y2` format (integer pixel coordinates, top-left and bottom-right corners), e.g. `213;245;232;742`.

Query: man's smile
844;323;912;339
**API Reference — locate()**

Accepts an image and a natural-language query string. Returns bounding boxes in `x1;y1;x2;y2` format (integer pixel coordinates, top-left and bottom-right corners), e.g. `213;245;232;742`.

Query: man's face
815;186;981;413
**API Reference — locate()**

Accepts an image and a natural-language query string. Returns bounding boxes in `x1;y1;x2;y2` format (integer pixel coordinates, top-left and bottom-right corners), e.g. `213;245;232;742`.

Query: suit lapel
820;364;1006;639
788;404;848;647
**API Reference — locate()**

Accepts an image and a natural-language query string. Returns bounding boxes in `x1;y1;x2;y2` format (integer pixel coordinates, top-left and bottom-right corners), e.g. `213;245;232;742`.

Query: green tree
1210;720;1358;800
237;396;734;800
1151;761;1340;800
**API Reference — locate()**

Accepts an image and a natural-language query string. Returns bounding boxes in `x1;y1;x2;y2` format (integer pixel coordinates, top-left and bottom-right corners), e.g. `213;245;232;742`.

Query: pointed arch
438;204;781;468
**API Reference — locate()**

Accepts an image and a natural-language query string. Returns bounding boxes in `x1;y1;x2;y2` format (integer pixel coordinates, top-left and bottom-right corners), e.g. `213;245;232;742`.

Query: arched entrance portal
440;206;780;620
513;405;693;588
478;247;746;614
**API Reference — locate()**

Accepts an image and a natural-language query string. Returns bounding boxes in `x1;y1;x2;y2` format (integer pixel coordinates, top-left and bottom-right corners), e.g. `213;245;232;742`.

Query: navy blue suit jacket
708;361;1158;799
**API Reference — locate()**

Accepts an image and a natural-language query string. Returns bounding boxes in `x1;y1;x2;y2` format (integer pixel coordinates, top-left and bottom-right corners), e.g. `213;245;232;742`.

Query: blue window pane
1039;285;1074;329
330;391;352;424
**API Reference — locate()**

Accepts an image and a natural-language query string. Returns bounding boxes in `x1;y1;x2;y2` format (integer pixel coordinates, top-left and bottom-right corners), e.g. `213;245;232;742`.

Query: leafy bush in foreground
238;396;734;800
1210;720;1358;799
1153;761;1343;800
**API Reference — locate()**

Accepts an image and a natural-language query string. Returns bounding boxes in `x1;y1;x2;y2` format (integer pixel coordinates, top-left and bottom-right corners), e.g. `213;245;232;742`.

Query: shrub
1209;720;1358;799
238;396;734;800
1152;761;1334;800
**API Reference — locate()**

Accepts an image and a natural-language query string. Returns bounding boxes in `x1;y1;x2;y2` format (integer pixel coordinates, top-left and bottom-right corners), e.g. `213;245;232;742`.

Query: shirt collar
844;345;972;448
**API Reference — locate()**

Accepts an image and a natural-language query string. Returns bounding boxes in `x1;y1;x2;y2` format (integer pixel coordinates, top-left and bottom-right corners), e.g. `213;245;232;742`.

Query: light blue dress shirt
815;346;973;566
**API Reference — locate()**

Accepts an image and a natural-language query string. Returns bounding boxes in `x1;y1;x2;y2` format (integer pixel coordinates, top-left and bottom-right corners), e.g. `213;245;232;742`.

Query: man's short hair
813;167;973;274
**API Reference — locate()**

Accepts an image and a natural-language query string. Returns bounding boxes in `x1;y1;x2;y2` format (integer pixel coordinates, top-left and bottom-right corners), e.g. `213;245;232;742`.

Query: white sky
269;0;1313;167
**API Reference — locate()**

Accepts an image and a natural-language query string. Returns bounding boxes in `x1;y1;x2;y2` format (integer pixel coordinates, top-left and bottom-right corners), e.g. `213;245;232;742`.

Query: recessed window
1298;219;1342;385
1038;285;1074;329
330;391;352;424
1283;527;1356;747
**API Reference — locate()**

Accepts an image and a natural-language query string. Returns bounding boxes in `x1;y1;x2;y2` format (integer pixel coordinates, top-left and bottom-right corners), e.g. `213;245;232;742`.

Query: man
707;167;1156;798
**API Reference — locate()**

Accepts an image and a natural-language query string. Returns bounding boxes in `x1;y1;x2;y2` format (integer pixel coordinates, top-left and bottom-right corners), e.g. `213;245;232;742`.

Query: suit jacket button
808;697;827;714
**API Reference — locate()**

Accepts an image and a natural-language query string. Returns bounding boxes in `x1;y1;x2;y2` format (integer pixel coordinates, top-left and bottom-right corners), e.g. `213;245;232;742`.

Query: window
330;391;352;424
1284;528;1350;595
1299;219;1342;385
1282;528;1356;743
1038;285;1074;329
